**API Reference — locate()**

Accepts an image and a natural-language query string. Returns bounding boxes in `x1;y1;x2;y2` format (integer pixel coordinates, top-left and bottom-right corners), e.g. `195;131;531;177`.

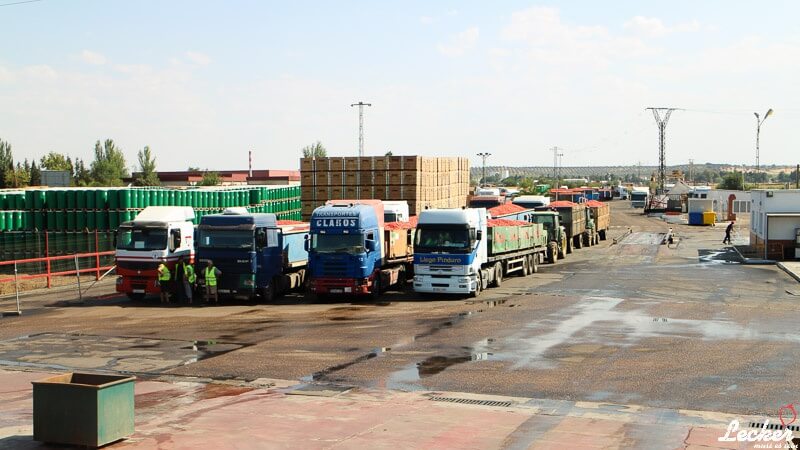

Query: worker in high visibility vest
157;262;171;305
176;257;196;305
203;260;222;305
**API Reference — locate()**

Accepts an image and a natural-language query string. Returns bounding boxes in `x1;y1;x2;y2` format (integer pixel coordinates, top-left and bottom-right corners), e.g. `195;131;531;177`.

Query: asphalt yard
2;202;799;448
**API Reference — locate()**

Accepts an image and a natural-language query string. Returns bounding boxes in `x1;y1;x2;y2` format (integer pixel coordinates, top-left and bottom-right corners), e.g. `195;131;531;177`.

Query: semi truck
536;201;587;253
115;206;196;300
195;212;308;301
412;208;548;297
630;187;650;208
307;201;413;299
585;200;610;243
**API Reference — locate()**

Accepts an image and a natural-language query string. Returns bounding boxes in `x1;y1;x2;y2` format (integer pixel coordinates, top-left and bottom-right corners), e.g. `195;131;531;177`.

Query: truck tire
548;242;558;264
594;232;600;245
521;256;529;276
260;284;274;303
575;235;583;249
470;276;482;298
492;262;503;287
371;274;382;300
530;254;539;273
599;229;607;241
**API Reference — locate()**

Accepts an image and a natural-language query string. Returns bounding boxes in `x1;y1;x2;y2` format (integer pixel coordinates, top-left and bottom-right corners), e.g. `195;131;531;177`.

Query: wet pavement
2;202;800;448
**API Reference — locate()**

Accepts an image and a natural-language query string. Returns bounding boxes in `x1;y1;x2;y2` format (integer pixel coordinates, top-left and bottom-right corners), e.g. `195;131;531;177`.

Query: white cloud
500;7;652;67
185;51;211;66
419;16;434;25
81;50;106;65
623;16;701;38
437;27;479;57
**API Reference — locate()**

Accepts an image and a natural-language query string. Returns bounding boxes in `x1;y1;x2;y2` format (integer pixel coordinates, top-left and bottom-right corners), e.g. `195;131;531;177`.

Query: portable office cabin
750;189;800;260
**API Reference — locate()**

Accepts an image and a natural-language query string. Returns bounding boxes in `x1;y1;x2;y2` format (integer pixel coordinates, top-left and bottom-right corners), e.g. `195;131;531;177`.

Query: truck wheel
575;235;583;249
599;229;607;241
567;239;573;254
371;275;382;300
492;263;503;288
522;257;530;276
396;267;407;291
548;242;558;263
260;284;274;303
530;254;539;273
470;276;482;298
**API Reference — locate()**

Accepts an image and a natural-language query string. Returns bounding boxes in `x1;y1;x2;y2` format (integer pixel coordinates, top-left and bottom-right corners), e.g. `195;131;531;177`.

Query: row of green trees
0;138;226;188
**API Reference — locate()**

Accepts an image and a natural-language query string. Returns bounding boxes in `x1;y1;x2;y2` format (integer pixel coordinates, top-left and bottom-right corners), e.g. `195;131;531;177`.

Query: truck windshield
414;227;471;253
198;230;254;249
311;233;364;254
116;226;168;251
530;215;555;228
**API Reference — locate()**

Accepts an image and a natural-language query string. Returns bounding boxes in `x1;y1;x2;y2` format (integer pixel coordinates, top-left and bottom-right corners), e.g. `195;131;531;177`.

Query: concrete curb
777;262;800;283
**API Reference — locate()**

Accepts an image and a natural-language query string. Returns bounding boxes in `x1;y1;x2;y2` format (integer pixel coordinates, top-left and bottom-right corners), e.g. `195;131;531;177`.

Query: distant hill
471;163;794;179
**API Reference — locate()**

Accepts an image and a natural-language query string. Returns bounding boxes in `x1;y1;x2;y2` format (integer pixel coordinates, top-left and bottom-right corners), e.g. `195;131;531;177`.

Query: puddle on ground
493;296;800;369
302;347;391;382
698;248;742;264
0;333;247;374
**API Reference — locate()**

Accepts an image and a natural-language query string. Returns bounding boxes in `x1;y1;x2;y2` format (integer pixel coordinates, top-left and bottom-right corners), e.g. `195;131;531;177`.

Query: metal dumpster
32;373;135;447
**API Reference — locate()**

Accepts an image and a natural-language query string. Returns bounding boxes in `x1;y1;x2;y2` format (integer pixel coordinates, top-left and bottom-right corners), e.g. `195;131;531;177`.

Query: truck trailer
586;200;610;243
195;212;308;301
413;208;548;297
536;201;587;253
115;206;196;300
307;201;413;299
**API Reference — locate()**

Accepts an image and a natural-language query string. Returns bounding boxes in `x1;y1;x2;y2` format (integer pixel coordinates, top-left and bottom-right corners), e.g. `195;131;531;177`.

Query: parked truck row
114;197;611;301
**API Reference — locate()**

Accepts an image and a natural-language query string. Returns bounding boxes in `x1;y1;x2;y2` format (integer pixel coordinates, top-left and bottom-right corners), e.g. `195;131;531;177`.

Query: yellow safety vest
158;264;171;281
185;264;196;283
205;267;217;286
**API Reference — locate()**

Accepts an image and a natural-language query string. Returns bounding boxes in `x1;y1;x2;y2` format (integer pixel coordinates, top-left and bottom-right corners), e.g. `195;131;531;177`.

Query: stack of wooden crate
300;155;470;219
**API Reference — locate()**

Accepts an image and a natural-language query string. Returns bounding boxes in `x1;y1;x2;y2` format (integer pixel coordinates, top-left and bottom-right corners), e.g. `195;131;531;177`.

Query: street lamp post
477;153;491;187
755;108;774;184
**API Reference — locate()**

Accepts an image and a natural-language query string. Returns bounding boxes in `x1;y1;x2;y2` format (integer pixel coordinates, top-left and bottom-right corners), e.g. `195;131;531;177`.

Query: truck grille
321;262;348;277
117;260;158;271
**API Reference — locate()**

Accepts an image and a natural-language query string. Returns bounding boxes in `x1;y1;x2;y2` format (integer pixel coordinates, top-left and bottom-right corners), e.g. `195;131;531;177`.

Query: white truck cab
412;208;487;295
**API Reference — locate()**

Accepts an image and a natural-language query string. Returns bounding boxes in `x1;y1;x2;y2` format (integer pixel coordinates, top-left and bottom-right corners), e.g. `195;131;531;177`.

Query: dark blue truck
196;212;308;301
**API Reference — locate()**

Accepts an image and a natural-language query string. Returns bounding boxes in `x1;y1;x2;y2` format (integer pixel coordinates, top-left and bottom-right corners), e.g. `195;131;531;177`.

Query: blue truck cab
307;203;383;296
196;212;308;301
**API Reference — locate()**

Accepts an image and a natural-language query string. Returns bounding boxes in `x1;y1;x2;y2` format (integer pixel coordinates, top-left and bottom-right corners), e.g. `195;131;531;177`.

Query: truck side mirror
365;239;377;252
168;230;178;252
476;230;483;241
304;238;310;252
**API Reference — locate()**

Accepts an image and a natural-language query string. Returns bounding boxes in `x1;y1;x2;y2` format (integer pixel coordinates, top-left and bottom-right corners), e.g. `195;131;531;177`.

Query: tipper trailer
585;200;610;243
413;208;548;297
115;206;195;300
536;201;588;253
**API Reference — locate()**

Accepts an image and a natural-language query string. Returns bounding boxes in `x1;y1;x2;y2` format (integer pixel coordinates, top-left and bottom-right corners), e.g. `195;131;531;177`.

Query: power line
0;0;44;7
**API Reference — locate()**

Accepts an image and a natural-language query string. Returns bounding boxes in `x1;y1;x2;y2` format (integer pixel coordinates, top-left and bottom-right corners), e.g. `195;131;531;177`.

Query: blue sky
1;1;799;171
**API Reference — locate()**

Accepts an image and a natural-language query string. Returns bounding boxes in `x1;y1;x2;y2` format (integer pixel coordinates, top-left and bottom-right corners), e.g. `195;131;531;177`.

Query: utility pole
350;101;372;157
688;159;694;185
557;151;564;185
646;107;681;193
477;152;491;187
796;163;799;189
551;146;561;180
754;108;774;184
